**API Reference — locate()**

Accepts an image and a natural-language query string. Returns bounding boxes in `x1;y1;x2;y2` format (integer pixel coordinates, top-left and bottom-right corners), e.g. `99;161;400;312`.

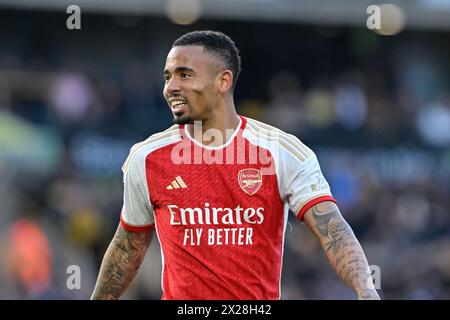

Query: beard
173;113;193;125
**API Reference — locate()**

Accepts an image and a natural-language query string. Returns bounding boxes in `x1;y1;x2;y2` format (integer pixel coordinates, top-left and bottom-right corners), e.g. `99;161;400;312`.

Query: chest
149;159;279;208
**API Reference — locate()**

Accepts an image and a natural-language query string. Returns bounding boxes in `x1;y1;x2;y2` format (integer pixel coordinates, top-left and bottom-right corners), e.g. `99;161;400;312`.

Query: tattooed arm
91;224;153;299
303;201;380;300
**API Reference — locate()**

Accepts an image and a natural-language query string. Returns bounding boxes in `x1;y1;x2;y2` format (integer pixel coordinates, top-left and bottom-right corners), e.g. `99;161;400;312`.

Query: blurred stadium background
0;0;449;299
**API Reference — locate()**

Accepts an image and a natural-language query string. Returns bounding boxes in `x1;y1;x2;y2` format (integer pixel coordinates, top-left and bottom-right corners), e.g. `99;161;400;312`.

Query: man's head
163;30;241;125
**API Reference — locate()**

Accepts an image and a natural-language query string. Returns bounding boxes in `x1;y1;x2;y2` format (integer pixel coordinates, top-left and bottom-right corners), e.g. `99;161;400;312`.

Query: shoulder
243;116;315;164
122;125;181;173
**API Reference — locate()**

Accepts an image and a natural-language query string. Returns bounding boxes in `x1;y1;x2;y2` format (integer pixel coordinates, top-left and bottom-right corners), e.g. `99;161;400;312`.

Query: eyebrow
164;66;195;74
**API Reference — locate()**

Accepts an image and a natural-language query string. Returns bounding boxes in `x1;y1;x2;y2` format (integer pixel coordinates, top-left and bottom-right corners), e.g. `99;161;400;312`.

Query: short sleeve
120;149;155;232
281;150;336;222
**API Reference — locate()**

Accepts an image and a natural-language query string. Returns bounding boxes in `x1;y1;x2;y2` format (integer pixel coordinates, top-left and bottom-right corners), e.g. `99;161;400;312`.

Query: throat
186;116;241;148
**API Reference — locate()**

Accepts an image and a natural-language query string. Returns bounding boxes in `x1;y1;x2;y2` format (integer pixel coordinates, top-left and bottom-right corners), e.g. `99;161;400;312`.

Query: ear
216;70;233;94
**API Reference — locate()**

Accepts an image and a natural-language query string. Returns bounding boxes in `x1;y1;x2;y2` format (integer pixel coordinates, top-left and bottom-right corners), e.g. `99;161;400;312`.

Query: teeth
171;101;186;108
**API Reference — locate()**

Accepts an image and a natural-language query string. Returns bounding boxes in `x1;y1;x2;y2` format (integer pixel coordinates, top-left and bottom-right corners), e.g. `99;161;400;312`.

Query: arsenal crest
238;169;263;195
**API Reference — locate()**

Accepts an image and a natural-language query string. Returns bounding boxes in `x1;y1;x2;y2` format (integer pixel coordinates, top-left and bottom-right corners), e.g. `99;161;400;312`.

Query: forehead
164;46;219;72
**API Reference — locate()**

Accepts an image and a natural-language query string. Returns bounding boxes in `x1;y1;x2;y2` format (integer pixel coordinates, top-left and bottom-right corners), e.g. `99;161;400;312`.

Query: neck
186;99;240;147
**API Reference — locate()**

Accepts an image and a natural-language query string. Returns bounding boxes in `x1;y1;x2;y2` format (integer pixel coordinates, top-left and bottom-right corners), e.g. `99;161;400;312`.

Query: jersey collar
181;115;246;150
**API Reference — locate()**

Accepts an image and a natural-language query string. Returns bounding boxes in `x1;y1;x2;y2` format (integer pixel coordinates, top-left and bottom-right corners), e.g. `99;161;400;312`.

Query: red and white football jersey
120;116;336;300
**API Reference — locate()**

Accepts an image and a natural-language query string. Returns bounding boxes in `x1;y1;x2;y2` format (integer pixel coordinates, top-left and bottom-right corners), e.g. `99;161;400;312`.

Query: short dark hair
172;30;241;91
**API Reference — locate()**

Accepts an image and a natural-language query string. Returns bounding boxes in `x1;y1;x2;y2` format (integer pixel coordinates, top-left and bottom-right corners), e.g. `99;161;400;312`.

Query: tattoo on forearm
310;204;379;299
91;226;152;300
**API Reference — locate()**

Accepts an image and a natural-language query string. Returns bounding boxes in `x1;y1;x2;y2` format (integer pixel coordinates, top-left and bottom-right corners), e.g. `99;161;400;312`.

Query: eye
164;74;170;82
181;72;191;79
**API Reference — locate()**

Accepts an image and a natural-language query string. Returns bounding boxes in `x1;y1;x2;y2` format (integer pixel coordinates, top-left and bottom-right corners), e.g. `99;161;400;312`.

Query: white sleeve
120;148;155;232
280;149;335;221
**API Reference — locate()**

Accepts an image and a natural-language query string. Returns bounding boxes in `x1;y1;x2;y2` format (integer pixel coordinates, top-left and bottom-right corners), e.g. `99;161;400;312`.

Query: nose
164;76;181;96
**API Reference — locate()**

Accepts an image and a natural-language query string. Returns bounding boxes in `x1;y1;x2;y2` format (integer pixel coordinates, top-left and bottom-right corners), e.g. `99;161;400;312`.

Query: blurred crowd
0;11;449;299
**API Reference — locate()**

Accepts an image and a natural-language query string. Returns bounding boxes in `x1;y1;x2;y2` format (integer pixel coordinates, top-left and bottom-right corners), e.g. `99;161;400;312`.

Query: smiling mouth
170;100;188;114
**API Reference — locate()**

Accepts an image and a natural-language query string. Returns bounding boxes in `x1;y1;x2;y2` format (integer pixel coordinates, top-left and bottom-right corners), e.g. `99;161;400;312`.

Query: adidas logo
166;176;188;190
